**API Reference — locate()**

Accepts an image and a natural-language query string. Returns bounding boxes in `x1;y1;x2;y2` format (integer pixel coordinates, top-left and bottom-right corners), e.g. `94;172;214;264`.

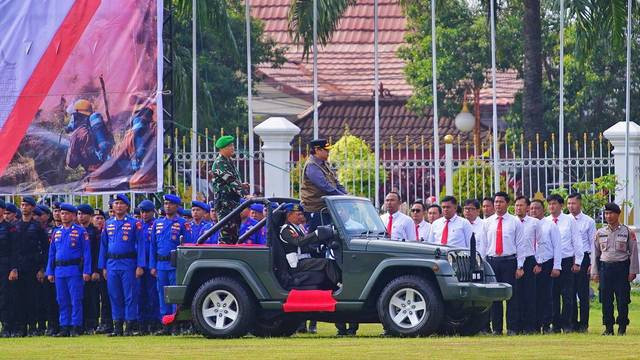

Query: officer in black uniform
77;204;100;334
11;196;49;337
92;209;112;335
591;203;639;336
0;200;17;337
37;204;59;336
279;203;340;288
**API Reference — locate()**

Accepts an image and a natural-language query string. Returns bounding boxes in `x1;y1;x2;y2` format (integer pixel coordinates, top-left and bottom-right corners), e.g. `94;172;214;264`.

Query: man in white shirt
529;199;562;334
427;196;473;248
482;192;525;335
546;194;583;333
410;201;431;241
567;193;596;332
514;196;539;334
380;192;416;241
463;199;485;255
426;204;442;224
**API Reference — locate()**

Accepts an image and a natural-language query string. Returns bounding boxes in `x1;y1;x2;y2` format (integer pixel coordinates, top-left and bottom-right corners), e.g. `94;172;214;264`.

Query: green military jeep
164;196;511;338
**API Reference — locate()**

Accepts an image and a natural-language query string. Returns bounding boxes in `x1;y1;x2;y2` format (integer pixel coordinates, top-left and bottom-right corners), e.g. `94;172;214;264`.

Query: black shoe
54;327;70;337
541;326;552;334
602;326;614;336
336;330;348;336
346;328;357;336
296;322;308;334
492;330;503;336
0;330;11;338
308;323;317;334
96;324;113;334
69;327;80;337
618;326;626;336
12;330;27;338
506;330;517;336
45;328;59;337
138;321;149;336
155;325;171;336
108;321;123;337
123;321;138;336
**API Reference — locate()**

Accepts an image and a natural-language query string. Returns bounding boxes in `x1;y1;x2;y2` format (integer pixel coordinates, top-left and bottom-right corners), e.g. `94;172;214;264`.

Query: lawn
1;290;639;360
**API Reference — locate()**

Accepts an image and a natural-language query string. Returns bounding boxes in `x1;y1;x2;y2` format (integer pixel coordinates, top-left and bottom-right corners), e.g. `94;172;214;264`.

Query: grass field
2;290;640;359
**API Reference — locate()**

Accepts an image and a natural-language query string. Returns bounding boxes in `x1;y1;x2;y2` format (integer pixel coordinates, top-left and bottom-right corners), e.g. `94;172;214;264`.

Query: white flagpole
191;0;197;201
624;0;632;224
559;0;565;189
431;0;440;201
313;0;319;139
245;0;255;194
374;0;380;209
490;0;499;192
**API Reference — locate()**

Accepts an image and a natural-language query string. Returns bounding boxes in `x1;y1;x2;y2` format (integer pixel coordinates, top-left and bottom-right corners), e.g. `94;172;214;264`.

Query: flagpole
312;0;319;139
624;0;631;224
245;0;255;194
490;0;499;192
431;0;440;201
559;0;565;189
373;0;380;209
191;0;197;201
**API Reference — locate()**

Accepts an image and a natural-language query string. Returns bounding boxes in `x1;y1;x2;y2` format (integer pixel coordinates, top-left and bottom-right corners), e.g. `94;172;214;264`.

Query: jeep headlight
447;252;456;265
475;253;482;267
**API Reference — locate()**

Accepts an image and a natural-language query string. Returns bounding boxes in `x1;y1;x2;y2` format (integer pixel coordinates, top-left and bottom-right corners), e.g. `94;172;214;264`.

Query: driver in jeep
279;203;341;288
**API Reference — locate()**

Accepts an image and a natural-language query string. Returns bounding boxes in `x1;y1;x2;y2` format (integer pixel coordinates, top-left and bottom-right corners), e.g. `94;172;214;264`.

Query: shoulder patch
136;221;142;230
184;222;191;231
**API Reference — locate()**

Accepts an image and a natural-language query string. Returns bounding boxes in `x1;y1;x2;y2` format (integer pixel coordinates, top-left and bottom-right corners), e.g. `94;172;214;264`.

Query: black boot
0;323;11;338
123;321;139;336
96;322;113;334
108;321;123;337
602;325;614;336
618;325;626;336
54;327;71;337
45;326;59;337
155;325;171;336
69;326;81;337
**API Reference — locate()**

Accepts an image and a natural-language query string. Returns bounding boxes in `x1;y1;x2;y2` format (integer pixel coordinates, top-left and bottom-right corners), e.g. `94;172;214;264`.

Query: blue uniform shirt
204;221;220;244
239;217;264;244
45;224;92;277
150;215;191;270
188;219;212;244
98;215;146;270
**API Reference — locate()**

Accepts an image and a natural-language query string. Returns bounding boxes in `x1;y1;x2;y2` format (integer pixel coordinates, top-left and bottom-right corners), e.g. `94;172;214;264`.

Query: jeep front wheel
377;275;444;337
191;277;256;338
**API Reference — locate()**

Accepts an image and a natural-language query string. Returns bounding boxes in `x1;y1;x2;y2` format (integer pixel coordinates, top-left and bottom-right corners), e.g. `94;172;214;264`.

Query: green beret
215;135;235;150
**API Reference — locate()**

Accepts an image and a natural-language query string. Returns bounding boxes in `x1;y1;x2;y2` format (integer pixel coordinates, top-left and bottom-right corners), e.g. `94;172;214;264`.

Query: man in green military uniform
591;202;639;336
211;135;248;244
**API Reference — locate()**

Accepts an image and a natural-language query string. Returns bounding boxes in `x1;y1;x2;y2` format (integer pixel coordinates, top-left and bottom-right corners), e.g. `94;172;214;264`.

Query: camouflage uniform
211;154;245;244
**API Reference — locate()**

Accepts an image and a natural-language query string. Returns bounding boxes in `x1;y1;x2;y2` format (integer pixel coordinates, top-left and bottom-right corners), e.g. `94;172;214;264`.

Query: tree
522;0;545;141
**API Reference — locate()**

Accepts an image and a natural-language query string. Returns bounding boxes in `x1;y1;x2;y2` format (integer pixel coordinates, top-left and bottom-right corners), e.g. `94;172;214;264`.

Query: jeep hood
364;239;453;255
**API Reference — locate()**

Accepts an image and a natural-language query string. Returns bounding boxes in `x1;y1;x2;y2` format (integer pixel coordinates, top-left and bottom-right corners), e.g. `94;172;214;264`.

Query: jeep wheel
192;277;256;338
377;275;444;337
439;310;490;336
251;314;300;337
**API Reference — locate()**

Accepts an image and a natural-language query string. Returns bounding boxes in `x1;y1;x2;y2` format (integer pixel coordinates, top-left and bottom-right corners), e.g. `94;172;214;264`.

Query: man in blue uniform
77;204;100;334
98;194;145;336
0;200;17;338
150;194;191;335
189;201;212;243
45;203;91;337
239;204;265;244
137;200;160;334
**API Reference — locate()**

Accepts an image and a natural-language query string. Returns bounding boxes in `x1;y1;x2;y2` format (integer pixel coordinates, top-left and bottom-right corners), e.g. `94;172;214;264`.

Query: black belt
487;254;517;261
107;252;136;260
55;258;81;266
157;254;171;261
601;260;630;268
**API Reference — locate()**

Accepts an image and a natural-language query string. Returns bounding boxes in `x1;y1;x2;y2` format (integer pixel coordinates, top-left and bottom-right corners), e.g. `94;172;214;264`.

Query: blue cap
163;194;181;205
191;201;210;212
6;203;18;214
93;209;106;218
138;200;155;212
32;207;43;216
37;204;51;215
77;204;94;215
59;203;77;213
179;207;192;217
133;208;141;215
0;199;5;209
282;203;304;213
113;193;130;207
21;196;36;207
52;201;61;210
249;203;264;213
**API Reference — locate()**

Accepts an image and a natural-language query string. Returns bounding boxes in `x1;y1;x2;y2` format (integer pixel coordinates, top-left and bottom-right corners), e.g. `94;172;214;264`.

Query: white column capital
254;117;300;197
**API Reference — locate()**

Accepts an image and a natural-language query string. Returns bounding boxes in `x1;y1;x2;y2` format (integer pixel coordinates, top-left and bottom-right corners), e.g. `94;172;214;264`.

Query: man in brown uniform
300;139;347;232
591;202;638;336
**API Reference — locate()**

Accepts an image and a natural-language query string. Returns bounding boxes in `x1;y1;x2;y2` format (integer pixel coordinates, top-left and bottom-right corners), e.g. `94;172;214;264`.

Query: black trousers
44;280;59;331
516;256;537;333
552;257;575;331
599;260;631;327
0;267;10;330
11;268;40;331
296;258;341;286
83;281;99;329
98;279;112;328
535;259;554;330
335;322;359;333
487;256;518;333
572;252;591;330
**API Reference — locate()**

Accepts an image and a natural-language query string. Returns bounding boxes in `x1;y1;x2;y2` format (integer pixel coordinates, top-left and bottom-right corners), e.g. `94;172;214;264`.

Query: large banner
0;0;163;194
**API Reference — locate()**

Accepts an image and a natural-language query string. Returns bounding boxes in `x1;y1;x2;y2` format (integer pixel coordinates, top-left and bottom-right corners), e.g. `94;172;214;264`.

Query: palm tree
522;0;545;141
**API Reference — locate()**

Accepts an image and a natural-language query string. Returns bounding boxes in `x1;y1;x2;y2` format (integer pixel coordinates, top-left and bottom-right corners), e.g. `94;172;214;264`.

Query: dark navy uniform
82;222;101;332
0;207;17;337
138;216;160;331
42;223;60;336
98;214;145;333
45;223;92;333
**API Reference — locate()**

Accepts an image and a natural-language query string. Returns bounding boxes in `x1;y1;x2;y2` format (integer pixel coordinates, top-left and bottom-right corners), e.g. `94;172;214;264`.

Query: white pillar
444;135;453;196
603;121;640;226
254;117;300;197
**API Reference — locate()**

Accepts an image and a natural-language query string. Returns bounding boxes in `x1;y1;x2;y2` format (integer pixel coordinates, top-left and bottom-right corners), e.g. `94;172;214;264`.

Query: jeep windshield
333;198;386;236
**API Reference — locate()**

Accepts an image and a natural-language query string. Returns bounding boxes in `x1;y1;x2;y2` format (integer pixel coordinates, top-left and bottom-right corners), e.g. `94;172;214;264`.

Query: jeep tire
377;275;444;337
251;313;300;337
192;277;256;338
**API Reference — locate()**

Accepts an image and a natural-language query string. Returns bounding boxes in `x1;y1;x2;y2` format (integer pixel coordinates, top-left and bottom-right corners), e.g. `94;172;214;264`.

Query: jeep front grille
448;251;483;282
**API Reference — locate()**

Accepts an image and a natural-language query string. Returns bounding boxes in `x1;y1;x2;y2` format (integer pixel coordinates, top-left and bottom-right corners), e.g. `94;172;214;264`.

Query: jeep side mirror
316;225;334;242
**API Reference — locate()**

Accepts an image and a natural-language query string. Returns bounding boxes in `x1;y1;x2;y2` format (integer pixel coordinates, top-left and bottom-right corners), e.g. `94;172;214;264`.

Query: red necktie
496;216;503;255
415;224;420;240
553;217;558;224
441;219;449;245
387;214;393;235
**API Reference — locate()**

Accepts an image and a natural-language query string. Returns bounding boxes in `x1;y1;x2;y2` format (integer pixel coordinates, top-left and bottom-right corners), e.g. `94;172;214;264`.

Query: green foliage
549;174;618;217
290;155;307;199
329;134;386;199
439;159;507;202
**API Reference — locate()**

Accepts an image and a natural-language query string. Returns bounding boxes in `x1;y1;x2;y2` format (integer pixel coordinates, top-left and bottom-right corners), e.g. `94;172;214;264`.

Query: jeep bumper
438;277;512;302
164;285;187;305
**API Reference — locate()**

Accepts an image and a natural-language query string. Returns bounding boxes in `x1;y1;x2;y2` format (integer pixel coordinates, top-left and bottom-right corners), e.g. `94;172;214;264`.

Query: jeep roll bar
196;197;299;244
